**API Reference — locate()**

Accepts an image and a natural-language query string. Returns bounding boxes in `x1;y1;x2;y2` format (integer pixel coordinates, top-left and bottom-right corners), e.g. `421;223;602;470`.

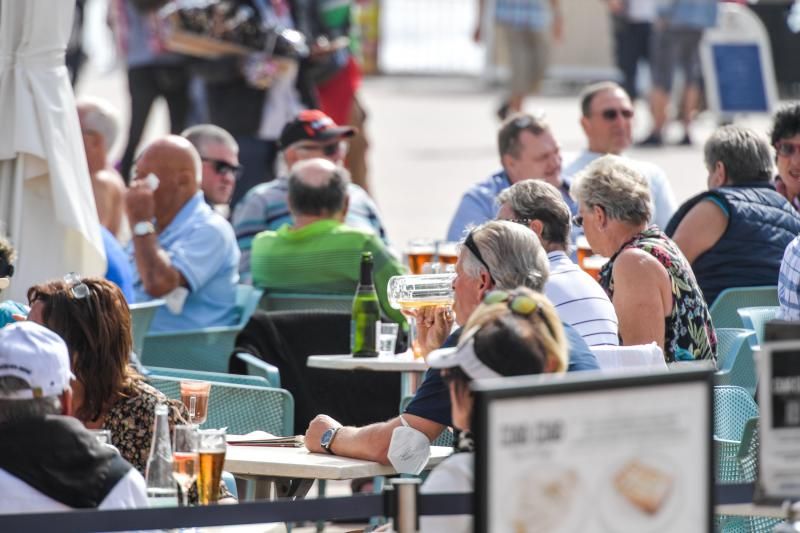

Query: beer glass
387;273;455;358
405;239;435;274
197;428;226;505
180;380;210;425
173;425;199;507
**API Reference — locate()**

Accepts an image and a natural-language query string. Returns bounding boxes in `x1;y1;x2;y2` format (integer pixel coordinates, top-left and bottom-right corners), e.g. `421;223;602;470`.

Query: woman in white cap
420;286;568;532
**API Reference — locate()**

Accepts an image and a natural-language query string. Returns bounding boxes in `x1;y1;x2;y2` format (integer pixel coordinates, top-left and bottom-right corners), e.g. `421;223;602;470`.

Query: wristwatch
132;221;155;237
320;427;340;455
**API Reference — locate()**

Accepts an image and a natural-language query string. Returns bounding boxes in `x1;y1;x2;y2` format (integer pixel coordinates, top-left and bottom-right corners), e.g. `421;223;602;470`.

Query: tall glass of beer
197;428;226;505
405;239;435;274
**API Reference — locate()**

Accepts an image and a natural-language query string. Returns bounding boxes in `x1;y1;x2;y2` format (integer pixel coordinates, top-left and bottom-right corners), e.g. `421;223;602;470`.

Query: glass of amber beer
388;273;456;359
197;428;226;505
406;239;436;274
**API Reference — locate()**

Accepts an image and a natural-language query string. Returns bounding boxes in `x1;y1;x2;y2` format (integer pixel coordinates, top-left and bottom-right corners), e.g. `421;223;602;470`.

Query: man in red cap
231;109;390;283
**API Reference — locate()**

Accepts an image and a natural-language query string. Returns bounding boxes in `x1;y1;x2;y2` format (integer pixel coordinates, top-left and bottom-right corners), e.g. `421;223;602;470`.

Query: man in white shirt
0;322;147;514
562;81;676;229
497;180;619;346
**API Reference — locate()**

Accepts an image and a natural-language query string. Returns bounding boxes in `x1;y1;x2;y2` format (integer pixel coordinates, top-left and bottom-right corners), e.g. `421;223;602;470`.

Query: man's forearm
329;420;401;465
132;235;182;297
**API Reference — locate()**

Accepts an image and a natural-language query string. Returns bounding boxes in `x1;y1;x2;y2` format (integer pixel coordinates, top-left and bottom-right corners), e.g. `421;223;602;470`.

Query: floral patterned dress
599;226;717;363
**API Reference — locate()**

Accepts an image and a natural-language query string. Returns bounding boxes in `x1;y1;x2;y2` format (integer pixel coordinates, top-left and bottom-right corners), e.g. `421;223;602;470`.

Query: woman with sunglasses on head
571;155;716;364
419;287;567;533
770;103;800;211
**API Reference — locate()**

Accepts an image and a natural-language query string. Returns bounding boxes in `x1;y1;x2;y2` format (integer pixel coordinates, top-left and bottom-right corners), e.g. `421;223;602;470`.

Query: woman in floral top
571;156;717;363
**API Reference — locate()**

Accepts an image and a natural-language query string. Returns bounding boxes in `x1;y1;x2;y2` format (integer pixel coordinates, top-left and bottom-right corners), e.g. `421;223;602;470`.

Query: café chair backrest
399;395;454;448
129;299;164;357
590;343;668;371
713;385;758;442
713;328;758;397
736;306;779;346
141;285;264;373
709;286;778;329
259;291;354;312
232;352;281;388
147;376;294;437
145;366;272;388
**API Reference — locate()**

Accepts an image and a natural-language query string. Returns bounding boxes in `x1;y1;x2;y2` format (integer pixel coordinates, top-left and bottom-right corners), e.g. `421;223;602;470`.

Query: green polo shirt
251;220;406;324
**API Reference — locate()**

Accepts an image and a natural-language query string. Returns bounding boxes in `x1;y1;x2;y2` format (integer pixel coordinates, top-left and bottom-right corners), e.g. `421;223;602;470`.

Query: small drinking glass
377;322;400;357
197;428;227;505
180;380;211;426
88;429;113;445
173;425;199;507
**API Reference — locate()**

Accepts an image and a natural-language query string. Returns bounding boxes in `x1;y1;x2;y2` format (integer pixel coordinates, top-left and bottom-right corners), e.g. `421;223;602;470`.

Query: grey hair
288;159;351;216
77;97;120;154
0;376;62;425
460;220;549;292
181;124;239;156
570;155;652;225
497;180;571;248
704;125;773;184
579;81;625;117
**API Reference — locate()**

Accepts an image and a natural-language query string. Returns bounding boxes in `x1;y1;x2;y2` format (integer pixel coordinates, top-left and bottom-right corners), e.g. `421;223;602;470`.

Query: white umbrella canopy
0;0;106;301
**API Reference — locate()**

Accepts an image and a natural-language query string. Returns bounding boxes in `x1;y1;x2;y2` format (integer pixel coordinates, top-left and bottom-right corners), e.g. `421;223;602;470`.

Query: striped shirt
544;251;619;346
778;234;800;320
495;0;553;31
232;175;389;283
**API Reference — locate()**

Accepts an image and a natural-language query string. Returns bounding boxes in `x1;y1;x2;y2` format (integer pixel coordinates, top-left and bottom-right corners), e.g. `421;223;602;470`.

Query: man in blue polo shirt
126;136;239;332
304;220;598;463
446;113;570;242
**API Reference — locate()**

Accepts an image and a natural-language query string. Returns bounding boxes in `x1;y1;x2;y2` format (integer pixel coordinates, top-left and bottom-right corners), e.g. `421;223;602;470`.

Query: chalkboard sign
711;43;768;113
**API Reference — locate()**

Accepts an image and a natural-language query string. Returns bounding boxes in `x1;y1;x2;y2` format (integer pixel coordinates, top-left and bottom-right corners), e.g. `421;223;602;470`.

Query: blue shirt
446;170;577;242
0;300;28;328
102;227;134;303
405;323;600;426
129;192;240;332
495;0;553;31
658;0;717;29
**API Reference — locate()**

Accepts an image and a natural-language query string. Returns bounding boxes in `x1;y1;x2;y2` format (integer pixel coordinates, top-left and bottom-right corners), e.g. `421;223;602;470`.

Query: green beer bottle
351;251;380;357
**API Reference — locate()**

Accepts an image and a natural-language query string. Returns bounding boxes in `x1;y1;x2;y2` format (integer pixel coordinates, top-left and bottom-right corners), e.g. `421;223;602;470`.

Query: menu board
758;339;800;501
474;371;713;533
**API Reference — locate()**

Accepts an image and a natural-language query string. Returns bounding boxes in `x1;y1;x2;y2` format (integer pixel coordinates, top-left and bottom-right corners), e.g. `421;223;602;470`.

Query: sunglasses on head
483;289;540;315
202;158;243;179
775;140;800;158
63;272;90;300
463;231;496;285
599;108;634;121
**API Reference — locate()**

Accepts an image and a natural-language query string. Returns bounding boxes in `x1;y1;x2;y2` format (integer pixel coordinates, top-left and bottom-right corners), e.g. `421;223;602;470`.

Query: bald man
126;135;240;332
249;158;406;323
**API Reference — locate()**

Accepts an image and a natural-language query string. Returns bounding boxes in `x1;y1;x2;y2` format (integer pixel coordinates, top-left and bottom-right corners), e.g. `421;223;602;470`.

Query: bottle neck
359;260;374;287
150;410;172;456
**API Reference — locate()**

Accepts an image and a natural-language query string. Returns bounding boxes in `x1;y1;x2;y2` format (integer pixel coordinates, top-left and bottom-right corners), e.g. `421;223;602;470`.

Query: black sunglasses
599;108;634;121
572;214;583;228
202;158;243;179
463;231;496;285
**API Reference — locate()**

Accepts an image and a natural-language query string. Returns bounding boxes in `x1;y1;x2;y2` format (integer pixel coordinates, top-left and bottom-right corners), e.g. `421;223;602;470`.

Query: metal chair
258;291;353;312
147;376;294;437
141;286;264;373
713;329;758;396
709;286;778;328
399;395;454;447
232;352;281;388
713;385;759;442
145;366;272;388
129;299;164;357
736;306;779;346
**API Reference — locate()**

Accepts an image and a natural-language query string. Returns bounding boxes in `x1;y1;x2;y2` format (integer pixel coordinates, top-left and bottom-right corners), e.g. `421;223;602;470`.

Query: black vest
666;183;800;305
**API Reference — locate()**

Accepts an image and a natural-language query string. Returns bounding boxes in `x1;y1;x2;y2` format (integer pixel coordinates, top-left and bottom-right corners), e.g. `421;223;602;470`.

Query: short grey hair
704;125;773;184
288;159;350;216
77;97;120;154
579;81;625;117
570;155;652;225
181;124;239;156
461;220;549;292
497;180;571;248
0;376;62;425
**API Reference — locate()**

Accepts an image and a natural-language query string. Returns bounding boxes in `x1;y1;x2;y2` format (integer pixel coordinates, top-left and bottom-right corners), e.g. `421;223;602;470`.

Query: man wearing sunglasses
304;220;598;465
232;110;390;284
562;81;676;230
182;124;241;214
666;125;800;306
447;112;568;242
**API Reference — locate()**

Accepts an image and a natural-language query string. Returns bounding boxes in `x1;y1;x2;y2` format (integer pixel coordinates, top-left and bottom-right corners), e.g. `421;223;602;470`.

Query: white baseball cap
0;322;75;399
426;327;502;380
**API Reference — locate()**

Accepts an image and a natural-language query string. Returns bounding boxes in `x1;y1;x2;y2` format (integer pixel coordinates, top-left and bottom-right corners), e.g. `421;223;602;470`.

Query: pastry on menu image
511;468;578;533
613;459;674;515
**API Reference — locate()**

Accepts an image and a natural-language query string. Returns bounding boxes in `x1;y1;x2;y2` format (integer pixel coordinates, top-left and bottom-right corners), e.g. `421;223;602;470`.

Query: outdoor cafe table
306;353;429;398
225;442;453;500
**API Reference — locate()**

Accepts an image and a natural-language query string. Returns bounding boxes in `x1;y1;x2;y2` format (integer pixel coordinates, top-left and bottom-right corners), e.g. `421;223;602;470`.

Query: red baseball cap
278;109;356;149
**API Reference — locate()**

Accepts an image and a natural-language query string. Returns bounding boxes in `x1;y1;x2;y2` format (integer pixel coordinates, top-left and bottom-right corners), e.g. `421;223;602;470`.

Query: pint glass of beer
197;428;226;505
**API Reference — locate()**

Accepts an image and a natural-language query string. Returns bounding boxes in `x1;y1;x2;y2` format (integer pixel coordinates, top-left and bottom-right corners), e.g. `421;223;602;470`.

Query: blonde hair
462;287;568;374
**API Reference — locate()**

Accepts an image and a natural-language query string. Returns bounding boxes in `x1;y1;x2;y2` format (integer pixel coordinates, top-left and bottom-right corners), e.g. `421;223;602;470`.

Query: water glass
89;429;113;446
173;425;199;507
197;428;226;505
377;322;400;357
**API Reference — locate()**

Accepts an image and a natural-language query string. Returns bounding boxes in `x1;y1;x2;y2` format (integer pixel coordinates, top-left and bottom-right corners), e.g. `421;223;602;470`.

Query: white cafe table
225;443;452;500
306;353;429;398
